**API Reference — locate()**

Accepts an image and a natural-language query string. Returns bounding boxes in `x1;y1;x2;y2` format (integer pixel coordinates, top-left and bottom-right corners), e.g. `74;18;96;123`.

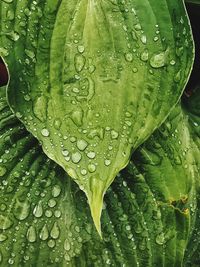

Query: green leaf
0;81;198;266
0;0;194;233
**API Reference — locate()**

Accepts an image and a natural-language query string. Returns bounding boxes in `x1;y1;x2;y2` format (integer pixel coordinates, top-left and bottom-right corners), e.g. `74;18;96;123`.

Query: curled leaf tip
89;178;105;238
89;198;103;239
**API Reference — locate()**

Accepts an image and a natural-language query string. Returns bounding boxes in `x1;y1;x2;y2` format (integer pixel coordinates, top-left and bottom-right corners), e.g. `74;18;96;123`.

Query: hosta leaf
183;87;200;266
0;0;194;233
0;85;198;266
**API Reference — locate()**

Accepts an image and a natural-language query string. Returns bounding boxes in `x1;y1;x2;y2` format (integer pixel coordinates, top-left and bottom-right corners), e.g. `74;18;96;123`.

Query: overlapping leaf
0;0;194;231
0;77;199;266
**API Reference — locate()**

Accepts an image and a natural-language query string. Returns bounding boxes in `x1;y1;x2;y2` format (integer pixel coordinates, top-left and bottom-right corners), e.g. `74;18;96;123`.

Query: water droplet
77;45;85;53
74;54;86;72
170;60;176;66
125;53;133;62
33;96;48;122
0;215;13;230
111;130;119;139
77;139;88;151
54;119;62;130
174;70;181;82
48;199;57;208
6;31;19;41
141;35;147;44
48;239;55;248
52;185;61;198
87;151;96;159
54;210;62;218
0;234;7;242
150;52;166;68
132;67;138;73
27;226;37;243
64;239;71;251
62;149;69;157
156;233;165;245
71;152;82;163
71;108;83;127
140;49;149;62
104;159;111;166
14;199;30;221
81;169;87;175
88;164;96;173
33;201;43;218
39;224;49;241
0;166;7;176
41;128;50;137
50;222;60;239
25;49;35;59
87;127;104;139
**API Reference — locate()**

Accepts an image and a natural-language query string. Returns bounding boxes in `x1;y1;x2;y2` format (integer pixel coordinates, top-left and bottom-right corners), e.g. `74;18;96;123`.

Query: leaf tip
88;177;105;239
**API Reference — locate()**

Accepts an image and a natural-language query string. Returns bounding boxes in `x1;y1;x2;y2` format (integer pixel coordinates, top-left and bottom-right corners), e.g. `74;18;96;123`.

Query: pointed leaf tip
89;178;105;238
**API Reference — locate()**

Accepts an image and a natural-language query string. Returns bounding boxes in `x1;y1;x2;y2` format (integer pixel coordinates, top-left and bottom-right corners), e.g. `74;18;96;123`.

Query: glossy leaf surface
0;0;194;231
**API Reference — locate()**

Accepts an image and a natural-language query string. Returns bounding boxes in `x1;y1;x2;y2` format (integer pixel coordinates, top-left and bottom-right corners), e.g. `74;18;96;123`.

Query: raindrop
0;234;7;242
0;215;13;230
50;222;60;239
39;224;49;241
54;119;62;130
77;139;88;151
111;130;119;139
141;35;147;44
88;164;96;173
87;151;96;159
48;199;57;208
41;128;50;137
62;149;69;157
156;233;165;245
0;166;7;177
104;159;111;166
33;201;43;218
14;199;30;221
125;53;133;62
74;54;86;72
150;52;166;68
140;49;149;62
81;169;87;175
52;185;61;198
27;226;37;243
77;45;85;53
71;152;82;163
48;239;55;248
71;108;83;127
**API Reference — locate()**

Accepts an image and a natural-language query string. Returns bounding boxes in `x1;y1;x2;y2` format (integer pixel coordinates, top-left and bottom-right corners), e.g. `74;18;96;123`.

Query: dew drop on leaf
41;128;50;137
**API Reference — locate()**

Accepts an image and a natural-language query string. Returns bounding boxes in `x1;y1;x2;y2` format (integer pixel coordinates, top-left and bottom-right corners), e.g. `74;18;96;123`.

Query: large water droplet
87;151;96;159
71;108;83;127
0;215;13;230
40;224;49;241
88;164;96;173
52;185;61;198
74;54;86;72
77;139;88;151
150;52;166;68
27;226;37;243
71;152;82;163
41;128;50;137
33;201;43;218
14;199;30;221
50;222;60;239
